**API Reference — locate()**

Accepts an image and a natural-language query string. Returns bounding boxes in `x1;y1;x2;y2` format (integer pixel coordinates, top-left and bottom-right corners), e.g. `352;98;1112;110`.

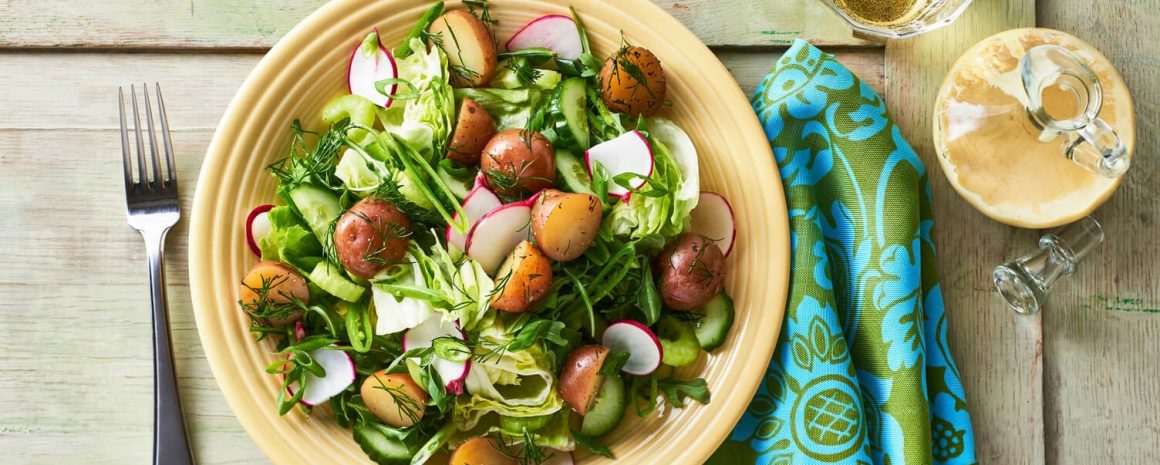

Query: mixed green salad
237;2;738;463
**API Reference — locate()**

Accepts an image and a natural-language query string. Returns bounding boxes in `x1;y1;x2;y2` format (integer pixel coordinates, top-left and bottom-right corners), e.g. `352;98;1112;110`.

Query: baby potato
428;10;497;87
531;189;602;262
490;240;553;313
558;345;610;415
360;370;429;428
446;98;496;166
480;129;557;200
239;261;308;326
450;437;517;465
333;197;412;280
653;233;727;310
599;46;667;116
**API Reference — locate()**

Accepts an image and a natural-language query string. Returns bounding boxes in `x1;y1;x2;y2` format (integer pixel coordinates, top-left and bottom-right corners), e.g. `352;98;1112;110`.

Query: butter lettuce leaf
603;118;700;242
378;37;456;163
258;206;323;271
452;88;545;130
454;322;564;432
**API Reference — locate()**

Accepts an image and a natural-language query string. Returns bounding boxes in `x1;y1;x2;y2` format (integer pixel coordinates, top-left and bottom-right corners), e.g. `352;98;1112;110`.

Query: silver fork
119;84;196;465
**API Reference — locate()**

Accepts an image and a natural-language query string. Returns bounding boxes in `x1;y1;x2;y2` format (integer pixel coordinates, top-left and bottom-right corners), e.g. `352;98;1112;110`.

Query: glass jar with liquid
818;0;974;39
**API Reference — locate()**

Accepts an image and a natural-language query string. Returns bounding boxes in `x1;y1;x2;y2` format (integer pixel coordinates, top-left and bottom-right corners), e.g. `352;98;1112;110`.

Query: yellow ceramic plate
189;1;789;463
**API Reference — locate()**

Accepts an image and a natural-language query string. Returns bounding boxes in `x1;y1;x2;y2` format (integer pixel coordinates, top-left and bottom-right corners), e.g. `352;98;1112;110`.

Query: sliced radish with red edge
464;194;538;275
601;320;663;376
585;130;654;201
690;192;736;257
287;345;355;407
348;30;399;108
403;315;471;395
446;184;503;252
505;15;583;61
245;204;275;257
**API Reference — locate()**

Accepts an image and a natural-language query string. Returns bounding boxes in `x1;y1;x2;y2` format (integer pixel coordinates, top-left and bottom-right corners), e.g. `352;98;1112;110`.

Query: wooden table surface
1;0;1156;463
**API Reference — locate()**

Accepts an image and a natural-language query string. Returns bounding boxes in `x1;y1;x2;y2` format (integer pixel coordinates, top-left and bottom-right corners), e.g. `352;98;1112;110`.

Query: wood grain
0;0;872;49
883;0;1044;463
1037;1;1160;463
0;48;880;464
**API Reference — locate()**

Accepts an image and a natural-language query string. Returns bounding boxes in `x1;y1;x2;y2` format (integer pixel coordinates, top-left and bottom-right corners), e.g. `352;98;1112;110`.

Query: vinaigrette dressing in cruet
933;28;1136;228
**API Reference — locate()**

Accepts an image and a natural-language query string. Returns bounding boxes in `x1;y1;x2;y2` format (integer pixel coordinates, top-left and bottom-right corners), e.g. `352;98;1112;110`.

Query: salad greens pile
239;2;735;464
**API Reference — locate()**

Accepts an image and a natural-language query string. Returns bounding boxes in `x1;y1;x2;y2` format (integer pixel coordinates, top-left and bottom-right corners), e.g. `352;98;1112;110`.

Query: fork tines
119;83;176;191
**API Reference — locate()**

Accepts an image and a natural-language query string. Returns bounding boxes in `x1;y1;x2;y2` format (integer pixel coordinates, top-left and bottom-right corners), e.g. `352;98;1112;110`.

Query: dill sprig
371;375;425;426
508;58;542;87
268;119;347;192
239;274;301;325
349;210;412;266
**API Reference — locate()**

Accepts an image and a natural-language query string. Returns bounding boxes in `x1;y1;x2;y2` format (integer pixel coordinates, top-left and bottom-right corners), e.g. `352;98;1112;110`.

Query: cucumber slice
555;149;595;195
693;292;735;351
499;414;554;435
551;77;589;151
579;374;626;437
309;261;366;302
352;421;416;465
288;184;343;244
656;317;700;367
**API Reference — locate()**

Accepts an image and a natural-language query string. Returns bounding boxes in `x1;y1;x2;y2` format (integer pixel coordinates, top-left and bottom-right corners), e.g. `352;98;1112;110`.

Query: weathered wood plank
0;0;872;50
1037;1;1160;463
0;48;882;464
883;0;1042;463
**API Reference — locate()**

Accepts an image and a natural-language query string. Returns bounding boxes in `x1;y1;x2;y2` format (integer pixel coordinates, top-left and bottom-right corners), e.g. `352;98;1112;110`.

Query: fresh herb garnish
572;430;615;458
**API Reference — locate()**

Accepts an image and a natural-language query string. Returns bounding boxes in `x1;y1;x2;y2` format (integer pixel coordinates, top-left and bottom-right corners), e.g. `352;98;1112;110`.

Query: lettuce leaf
602;119;700;242
384;236;494;331
453;322;565;431
258;206;323;271
378;37;456;162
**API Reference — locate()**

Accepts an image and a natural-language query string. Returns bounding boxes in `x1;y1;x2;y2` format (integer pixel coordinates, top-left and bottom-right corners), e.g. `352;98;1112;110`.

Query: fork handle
143;228;196;465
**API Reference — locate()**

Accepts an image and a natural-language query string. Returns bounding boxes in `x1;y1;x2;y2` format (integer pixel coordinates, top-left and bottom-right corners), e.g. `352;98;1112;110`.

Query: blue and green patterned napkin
709;40;976;465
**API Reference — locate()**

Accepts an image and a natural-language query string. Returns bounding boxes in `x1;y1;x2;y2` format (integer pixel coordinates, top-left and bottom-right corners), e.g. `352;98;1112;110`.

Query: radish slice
348;30;399;108
446;184;503;252
601;320;663;376
585;130;654;200
506;15;583;61
289;346;355;407
372;255;434;335
245;204;274;257
542;451;576;465
690;192;736;257
403;316;471;395
464;195;538;275
293;321;307;343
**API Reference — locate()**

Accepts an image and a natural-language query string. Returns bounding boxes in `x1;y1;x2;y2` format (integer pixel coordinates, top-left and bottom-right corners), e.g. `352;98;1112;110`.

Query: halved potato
558;345;610;415
447;98;496;166
428;10;497;87
360;370;429;428
490;240;553;313
450;437;517;465
531;189;602;262
239;260;309;326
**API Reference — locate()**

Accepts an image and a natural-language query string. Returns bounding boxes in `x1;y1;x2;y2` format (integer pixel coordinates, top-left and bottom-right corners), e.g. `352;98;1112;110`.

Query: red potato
450;437;517;465
531;189;602;262
653;233;727;310
446;98;497;166
599;46;667;117
428;10;498;87
333;198;412;279
558;345;610;415
480;129;557;200
490;240;553;313
360;371;429;428
239;261;309;326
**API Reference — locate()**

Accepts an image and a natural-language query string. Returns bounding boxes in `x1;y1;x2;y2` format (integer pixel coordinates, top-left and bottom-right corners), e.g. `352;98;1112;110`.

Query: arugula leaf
637;255;662;325
612;172;670;198
657;377;711;407
572;430;615;458
600;351;631;376
509;319;568;351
